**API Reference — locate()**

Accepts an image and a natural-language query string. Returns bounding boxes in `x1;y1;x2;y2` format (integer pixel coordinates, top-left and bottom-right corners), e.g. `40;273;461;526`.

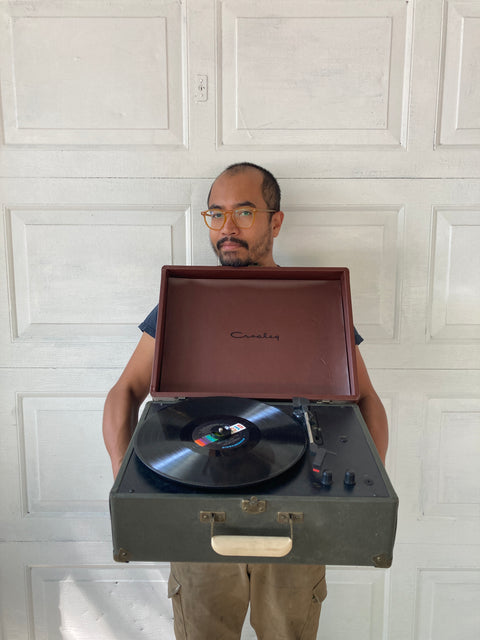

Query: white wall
1;1;479;638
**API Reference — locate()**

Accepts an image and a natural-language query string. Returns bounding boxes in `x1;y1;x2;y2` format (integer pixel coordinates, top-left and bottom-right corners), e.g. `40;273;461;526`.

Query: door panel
1;1;479;638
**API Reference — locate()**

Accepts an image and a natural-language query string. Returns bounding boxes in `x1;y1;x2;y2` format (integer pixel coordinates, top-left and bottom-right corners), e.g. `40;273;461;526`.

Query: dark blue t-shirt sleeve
354;327;363;346
138;306;158;338
139;303;364;346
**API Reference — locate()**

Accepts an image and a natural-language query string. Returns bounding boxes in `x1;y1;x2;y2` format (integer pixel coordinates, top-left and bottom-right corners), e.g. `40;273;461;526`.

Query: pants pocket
312;575;327;604
168;571;181;599
168;571;187;640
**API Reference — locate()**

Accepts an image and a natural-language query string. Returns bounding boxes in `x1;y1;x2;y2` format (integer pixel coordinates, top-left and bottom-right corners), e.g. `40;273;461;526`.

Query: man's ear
271;210;284;238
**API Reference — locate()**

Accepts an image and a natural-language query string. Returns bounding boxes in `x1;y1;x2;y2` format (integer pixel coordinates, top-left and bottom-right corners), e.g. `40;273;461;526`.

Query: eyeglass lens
208;209;254;229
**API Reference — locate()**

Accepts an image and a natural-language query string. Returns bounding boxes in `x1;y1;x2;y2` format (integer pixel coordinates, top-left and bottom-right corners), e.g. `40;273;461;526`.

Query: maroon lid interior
151;266;359;402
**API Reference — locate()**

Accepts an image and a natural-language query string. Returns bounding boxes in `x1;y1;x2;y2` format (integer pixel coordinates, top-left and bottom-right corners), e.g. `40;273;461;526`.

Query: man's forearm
103;384;141;478
102;333;155;478
358;392;389;465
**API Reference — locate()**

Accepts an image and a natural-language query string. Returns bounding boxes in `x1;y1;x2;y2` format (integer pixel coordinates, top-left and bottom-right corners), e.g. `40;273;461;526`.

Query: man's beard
215;237;252;266
212;232;273;267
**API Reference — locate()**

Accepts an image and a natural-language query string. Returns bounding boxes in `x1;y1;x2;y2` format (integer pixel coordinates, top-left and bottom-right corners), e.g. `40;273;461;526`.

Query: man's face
208;169;284;267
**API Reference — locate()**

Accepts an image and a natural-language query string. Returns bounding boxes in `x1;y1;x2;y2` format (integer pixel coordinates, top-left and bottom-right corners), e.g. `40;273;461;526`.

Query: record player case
110;266;398;567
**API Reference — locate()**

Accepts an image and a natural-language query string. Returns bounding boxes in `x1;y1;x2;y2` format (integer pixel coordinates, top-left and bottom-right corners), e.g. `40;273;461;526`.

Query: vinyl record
133;397;307;488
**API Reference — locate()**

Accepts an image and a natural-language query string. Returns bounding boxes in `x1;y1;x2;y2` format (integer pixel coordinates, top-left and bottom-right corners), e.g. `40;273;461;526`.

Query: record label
133;397;307;488
193;421;248;449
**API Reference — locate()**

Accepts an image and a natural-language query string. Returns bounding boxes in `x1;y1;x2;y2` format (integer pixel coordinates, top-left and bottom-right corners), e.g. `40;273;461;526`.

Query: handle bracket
200;509;304;558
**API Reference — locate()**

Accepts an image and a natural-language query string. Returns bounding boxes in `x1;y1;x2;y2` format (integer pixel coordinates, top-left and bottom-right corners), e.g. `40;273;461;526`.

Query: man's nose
222;212;238;234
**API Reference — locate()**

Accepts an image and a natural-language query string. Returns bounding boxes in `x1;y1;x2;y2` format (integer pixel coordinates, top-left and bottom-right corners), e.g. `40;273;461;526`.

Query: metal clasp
277;512;304;524
241;496;267;513
199;511;226;523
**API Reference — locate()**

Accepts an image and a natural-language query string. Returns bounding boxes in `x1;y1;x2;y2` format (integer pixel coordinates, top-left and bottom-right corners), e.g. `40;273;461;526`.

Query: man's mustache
217;237;249;250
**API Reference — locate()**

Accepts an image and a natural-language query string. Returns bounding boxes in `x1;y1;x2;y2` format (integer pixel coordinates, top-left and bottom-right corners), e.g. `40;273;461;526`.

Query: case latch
241;496;267;513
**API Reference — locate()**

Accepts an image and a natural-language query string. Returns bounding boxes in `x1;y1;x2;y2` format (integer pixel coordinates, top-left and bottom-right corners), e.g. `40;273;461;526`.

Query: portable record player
110;266;398;567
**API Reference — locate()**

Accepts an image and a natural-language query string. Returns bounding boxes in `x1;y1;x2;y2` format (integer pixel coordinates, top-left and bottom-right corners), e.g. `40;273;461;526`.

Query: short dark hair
208;162;281;214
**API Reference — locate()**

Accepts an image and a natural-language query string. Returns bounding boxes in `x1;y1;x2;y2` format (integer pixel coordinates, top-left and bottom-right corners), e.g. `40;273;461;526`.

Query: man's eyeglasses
201;207;276;230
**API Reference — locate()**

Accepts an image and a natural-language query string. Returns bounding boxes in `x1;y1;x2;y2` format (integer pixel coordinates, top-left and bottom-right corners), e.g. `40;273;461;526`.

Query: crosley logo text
231;331;279;341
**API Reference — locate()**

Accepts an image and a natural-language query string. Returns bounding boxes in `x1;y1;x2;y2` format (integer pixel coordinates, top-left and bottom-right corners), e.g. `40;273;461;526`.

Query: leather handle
211;535;292;557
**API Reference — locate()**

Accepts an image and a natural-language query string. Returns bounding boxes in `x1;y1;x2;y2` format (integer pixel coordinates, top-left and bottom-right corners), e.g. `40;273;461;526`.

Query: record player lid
150;266;359;402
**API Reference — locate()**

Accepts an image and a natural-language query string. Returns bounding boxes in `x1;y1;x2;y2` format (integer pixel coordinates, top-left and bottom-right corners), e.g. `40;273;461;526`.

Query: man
103;162;388;640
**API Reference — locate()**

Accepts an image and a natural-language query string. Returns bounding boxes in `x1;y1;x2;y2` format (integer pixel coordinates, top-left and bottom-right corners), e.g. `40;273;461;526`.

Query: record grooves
133;397;307;488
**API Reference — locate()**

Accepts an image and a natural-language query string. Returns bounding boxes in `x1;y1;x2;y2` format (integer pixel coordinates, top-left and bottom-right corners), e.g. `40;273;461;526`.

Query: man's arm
355;346;388;464
103;332;156;478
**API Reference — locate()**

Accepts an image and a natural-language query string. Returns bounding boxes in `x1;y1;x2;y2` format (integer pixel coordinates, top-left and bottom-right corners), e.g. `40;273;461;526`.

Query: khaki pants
168;563;327;640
